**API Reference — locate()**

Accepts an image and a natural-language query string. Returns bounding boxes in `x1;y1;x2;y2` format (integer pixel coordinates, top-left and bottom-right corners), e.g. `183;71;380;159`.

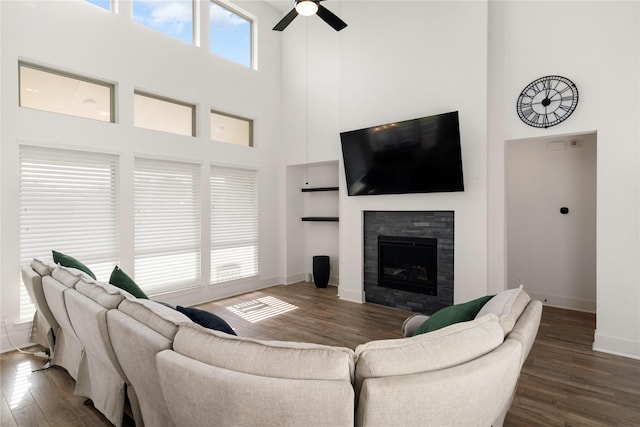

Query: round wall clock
516;75;579;128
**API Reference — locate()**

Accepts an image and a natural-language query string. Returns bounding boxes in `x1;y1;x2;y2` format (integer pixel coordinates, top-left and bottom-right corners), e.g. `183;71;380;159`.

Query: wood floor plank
1;283;639;426
1;392;18;427
1;364;37;411
504;306;640;426
12;402;50;427
27;370;85;427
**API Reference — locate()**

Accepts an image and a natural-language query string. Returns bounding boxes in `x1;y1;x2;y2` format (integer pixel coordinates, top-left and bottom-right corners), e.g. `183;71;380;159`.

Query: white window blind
210;166;258;284
19;145;119;320
134;158;201;294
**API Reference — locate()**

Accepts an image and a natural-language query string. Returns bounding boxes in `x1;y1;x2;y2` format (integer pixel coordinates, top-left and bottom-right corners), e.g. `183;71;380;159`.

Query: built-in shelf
301;186;339;222
301;217;339;222
301;187;339;192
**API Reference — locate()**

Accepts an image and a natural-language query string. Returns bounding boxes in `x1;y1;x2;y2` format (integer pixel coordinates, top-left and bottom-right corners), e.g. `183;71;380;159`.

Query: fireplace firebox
378;235;437;295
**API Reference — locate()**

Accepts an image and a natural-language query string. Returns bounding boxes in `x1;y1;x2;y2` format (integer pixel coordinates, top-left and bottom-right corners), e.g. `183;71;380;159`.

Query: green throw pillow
412;295;495;336
109;266;149;299
52;250;96;279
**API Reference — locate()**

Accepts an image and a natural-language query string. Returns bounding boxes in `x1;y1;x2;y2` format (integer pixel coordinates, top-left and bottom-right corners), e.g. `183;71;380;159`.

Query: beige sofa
22;259;542;427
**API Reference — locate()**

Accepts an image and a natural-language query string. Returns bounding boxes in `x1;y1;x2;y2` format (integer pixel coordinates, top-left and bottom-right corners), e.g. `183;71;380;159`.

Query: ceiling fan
273;0;347;32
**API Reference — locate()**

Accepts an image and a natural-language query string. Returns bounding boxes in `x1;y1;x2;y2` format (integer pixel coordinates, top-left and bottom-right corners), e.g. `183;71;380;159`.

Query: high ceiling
264;0;294;13
265;0;345;14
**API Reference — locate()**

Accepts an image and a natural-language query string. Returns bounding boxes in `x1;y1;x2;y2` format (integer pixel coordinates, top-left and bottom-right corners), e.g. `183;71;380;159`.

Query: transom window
85;0;111;11
209;1;253;68
134;91;195;137
83;1;256;67
211;110;253;146
19;62;114;123
133;0;194;44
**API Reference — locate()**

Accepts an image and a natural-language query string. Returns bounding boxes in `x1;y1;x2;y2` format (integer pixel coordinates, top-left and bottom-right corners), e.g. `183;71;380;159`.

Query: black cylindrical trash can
312;255;330;288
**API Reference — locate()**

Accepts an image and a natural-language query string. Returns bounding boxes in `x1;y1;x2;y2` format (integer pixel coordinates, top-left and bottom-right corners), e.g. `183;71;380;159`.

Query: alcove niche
285;161;339;286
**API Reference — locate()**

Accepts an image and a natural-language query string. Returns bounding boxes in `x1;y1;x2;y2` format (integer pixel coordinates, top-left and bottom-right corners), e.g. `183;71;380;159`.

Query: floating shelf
301;217;339;222
301;187;339;192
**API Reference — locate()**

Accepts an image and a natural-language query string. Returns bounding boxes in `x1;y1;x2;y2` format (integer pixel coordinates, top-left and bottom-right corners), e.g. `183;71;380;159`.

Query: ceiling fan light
296;0;318;16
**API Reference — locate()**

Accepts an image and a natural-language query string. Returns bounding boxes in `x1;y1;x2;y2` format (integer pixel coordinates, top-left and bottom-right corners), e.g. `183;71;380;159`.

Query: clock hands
545;79;551;100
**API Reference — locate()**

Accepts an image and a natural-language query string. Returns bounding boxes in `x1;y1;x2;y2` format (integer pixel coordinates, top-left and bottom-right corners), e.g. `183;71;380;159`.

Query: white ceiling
265;0;346;14
264;0;294;13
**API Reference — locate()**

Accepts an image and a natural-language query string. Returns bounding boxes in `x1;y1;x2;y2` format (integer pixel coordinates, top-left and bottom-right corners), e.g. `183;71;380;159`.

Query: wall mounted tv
340;111;464;196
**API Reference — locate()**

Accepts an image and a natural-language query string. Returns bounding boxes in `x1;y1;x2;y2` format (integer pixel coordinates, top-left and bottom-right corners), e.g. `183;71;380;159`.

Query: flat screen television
340;111;464;196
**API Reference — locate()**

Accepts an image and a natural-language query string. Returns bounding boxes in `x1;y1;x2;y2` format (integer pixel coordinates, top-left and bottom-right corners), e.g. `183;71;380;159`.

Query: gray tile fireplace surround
363;211;454;315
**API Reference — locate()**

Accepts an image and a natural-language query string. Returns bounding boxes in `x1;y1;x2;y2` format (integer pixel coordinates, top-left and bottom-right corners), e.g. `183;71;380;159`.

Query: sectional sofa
22;259;542;427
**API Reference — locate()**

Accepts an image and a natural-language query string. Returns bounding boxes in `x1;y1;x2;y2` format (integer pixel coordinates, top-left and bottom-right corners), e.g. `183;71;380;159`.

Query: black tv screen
340;111;464;196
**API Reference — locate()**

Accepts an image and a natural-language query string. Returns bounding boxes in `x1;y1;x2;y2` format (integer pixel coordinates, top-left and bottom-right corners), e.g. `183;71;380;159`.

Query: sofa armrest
401;314;429;337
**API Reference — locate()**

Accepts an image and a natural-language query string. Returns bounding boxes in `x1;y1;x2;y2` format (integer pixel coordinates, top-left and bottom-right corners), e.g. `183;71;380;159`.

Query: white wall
0;0;284;350
507;133;597;312
280;1;490;304
339;1;489;305
281;0;640;358
488;1;640;359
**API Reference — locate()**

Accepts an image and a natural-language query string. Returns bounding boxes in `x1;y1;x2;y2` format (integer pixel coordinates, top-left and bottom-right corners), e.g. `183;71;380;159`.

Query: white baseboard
529;292;596;313
593;331;640;360
1;322;35;354
338;287;364;304
286;273;305;284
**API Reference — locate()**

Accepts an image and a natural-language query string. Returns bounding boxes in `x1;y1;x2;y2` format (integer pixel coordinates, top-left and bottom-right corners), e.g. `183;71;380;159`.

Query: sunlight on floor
9;361;32;409
226;296;298;323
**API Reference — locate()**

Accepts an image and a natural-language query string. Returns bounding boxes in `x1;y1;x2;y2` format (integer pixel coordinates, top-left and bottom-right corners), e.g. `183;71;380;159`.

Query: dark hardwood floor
1;282;639;426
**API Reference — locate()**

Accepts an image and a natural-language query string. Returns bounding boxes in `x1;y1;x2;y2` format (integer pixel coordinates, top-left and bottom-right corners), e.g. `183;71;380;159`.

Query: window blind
134;158;201;294
19;145;119;320
210;166;258;284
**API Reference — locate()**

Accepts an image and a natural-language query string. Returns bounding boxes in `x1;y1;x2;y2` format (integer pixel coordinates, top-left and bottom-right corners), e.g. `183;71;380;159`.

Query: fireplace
363;211;453;314
378;235;437;295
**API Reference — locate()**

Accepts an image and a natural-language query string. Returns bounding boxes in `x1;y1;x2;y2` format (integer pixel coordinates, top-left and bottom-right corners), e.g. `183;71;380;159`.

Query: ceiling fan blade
273;8;299;31
316;4;347;31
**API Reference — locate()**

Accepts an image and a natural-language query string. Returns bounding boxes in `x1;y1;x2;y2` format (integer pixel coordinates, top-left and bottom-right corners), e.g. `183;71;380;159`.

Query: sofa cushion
30;258;53;276
74;278;126;309
173;322;355;382
354;314;503;394
176;306;236;335
52;250;96;279
118;298;191;340
475;285;531;335
51;265;86;288
413;295;494;336
157;349;355;427
109;266;149;299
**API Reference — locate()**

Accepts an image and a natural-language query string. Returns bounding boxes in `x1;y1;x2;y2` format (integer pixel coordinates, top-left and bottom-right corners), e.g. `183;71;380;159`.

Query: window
19;145;119;319
211;110;253;146
210;166;258;284
135;158;201;294
85;0;111;11
134;91;195;136
209;1;253;68
133;0;193;44
19;63;114;122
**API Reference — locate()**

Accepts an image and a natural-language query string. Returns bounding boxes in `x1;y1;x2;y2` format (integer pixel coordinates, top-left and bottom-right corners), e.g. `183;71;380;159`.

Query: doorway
506;132;597;312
